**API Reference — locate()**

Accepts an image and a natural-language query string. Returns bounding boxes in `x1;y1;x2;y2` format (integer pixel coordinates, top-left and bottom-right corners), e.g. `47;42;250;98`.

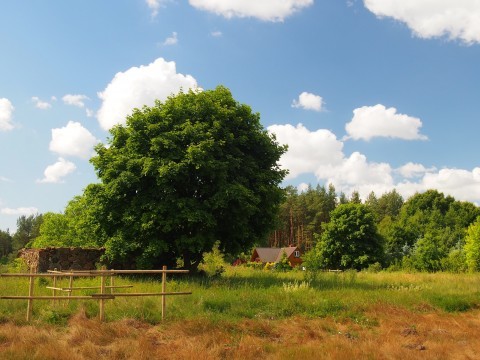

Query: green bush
198;241;227;277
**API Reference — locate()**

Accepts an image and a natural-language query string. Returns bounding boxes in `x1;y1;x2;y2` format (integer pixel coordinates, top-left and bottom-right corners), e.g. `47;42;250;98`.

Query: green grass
0;267;479;325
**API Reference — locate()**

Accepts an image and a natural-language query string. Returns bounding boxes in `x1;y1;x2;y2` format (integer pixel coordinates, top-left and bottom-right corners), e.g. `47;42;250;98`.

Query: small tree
313;203;383;270
464;217;480;272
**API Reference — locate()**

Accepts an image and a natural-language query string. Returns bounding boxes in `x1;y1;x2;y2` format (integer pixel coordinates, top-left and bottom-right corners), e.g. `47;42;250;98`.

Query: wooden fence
0;266;191;322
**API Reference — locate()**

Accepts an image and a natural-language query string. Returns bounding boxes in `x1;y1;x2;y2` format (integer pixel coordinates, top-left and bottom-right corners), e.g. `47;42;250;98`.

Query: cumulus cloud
396;162;436;178
268;123;344;180
32;96;52;110
49;121;99;159
162;32;178;46
37;158;76;184
364;0;480;44
292;92;324;112
0;207;38;216
345;104;428;141
396;167;480;204
271;122;480;204
97;58;198;130
62;94;89;108
189;0;313;22
311;152;394;200
0;98;14;131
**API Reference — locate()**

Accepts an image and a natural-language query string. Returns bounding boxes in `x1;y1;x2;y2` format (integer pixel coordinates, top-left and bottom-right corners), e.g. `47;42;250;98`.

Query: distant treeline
269;185;480;272
2;186;480;273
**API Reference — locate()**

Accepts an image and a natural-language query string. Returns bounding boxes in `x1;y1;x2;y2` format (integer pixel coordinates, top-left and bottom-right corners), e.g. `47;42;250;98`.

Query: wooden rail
0;266;191;322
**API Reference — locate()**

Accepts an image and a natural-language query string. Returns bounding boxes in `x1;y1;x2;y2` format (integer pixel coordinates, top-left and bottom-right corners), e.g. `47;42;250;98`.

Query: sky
1;0;480;233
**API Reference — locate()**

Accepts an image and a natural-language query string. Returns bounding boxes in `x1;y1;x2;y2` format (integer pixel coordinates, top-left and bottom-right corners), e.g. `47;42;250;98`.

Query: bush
273;253;292;272
198;241;227;277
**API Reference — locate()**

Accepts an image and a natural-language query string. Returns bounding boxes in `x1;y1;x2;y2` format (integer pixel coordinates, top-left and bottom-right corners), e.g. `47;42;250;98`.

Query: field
0;268;480;359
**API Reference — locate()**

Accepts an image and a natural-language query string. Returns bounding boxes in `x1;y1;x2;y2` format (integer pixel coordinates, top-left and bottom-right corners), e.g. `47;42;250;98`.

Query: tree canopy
305;203;383;270
89;86;287;269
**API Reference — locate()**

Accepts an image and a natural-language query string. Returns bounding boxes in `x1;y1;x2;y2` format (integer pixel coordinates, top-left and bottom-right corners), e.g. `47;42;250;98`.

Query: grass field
0;267;479;359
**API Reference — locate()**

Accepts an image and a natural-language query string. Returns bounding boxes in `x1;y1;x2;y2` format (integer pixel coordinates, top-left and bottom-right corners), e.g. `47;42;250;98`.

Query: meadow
0;267;479;359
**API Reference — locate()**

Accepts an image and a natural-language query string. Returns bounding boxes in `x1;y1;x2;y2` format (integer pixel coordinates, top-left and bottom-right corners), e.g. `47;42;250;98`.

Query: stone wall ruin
18;247;105;272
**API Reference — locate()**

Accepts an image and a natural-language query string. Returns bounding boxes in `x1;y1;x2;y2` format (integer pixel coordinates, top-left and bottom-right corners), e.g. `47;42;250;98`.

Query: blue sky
1;0;480;232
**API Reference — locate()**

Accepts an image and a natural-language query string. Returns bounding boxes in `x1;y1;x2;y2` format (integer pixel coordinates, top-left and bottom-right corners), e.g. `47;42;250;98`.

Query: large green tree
309;203;383;270
89;86;287;269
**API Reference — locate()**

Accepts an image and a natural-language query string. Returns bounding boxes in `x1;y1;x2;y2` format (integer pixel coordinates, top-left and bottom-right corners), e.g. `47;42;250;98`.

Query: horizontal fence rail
0;266;191;322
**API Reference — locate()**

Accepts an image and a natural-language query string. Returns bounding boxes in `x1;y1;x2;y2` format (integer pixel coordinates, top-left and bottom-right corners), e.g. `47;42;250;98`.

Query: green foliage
441;248;467;273
0;230;12;258
89;86;287;269
311;203;384;270
274;252;292;271
198;241;227;277
12;214;43;251
410;231;444;272
8;258;29;273
274;184;337;249
464;217;480;272
31;198;106;249
31;212;70;248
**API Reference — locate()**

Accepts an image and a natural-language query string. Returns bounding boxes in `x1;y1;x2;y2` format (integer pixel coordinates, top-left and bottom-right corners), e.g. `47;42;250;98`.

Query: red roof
251;247;299;263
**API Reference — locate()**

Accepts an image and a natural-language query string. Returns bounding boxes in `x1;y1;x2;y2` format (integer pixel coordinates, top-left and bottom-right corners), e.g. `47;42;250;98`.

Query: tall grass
1;268;479;325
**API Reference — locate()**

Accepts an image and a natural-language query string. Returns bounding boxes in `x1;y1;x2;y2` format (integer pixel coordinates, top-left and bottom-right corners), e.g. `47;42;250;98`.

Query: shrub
198;241;226;277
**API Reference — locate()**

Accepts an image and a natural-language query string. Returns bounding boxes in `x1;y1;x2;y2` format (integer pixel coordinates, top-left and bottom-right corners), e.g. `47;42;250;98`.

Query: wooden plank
1;295;115;300
46;285;133;291
109;292;192;297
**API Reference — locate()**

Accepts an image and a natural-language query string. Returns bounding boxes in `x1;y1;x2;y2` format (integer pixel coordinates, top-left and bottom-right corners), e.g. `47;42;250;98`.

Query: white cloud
315;152;395;199
146;0;167;17
189;0;314;22
62;94;89;108
32;96;52;110
297;183;309;193
0;207;38;216
397;167;480;204
396;162;436;178
345;104;427;141
0;98;14;131
97;58;198;130
292;92;324;112
86;108;94;117
163;32;178;46
49;121;99;159
0;176;12;182
364;0;480;44
211;31;223;37
272;122;480;204
37;158;76;184
268;123;344;180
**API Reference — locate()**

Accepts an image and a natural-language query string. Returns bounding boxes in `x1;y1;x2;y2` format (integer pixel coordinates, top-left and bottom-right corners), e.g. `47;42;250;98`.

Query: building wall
18;247;105;272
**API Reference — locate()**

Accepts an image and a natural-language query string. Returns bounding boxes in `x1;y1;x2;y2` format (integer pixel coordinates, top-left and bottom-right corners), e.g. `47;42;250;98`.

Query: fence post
52;268;57;306
162;265;167;320
110;269;115;294
67;271;73;306
99;266;106;321
26;266;35;321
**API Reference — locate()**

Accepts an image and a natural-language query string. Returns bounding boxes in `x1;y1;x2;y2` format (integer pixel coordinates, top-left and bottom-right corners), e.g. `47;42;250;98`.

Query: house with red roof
250;246;302;267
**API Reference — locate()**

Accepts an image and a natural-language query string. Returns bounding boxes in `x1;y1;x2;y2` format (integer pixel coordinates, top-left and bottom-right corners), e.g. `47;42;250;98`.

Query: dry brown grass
0;306;479;359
